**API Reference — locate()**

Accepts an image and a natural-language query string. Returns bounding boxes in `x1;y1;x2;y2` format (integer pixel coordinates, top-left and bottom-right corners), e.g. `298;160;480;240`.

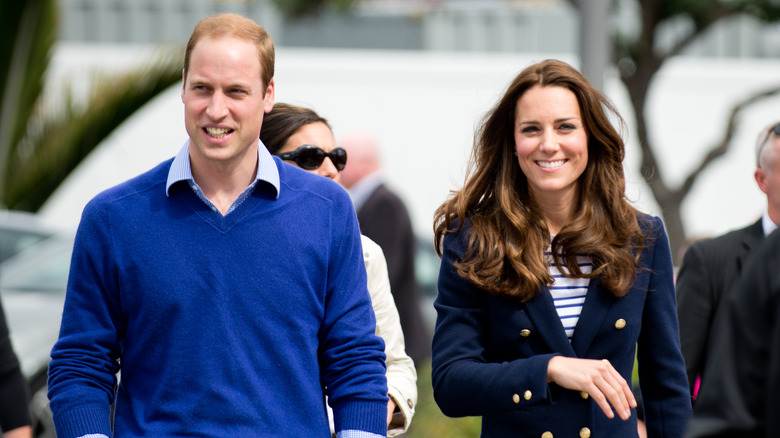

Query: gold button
580;391;589;399
579;427;591;438
407;399;413;408
520;329;531;337
512;393;520;404
524;390;532;400
615;318;626;329
542;432;553;438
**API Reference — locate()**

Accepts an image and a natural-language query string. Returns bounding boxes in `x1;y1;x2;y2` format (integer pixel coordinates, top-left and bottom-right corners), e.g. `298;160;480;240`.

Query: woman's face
278;121;341;183
513;85;588;206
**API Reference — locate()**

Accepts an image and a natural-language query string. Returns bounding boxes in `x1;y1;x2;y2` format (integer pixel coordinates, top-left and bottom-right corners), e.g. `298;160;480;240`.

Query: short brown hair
184;13;275;89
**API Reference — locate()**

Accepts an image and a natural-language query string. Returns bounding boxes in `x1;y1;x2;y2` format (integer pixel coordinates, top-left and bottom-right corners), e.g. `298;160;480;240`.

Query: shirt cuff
337;430;386;438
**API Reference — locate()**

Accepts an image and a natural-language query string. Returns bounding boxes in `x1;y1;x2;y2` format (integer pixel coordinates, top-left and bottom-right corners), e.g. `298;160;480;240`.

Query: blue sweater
48;156;388;437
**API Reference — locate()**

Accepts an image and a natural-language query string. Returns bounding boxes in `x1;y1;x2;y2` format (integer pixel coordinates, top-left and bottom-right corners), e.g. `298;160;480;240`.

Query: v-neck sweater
48;157;388;438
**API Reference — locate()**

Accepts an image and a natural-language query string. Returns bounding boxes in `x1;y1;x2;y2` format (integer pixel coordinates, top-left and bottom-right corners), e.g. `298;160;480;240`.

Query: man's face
182;36;274;171
756;137;780;215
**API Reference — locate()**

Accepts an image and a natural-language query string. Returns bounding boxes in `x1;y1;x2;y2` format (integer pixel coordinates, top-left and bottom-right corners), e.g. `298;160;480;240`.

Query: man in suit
340;132;431;364
675;120;780;398
684;226;780;438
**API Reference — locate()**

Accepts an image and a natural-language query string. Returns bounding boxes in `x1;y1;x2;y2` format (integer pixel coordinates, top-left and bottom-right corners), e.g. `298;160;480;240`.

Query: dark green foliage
270;0;357;20
0;0;183;211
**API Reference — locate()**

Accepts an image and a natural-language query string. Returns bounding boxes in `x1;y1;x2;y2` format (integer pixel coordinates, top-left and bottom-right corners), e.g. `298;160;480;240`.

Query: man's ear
263;79;275;113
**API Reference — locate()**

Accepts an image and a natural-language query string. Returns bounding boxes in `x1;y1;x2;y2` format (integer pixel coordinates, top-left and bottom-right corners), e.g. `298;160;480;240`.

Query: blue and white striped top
545;248;592;341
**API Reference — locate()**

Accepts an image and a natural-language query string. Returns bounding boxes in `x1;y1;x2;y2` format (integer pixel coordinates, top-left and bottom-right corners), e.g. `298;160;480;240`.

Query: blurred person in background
261;102;417;436
675;120;780;401
431;59;690;437
0;297;32;438
47;13;387;438
339;132;431;364
684;226;780;437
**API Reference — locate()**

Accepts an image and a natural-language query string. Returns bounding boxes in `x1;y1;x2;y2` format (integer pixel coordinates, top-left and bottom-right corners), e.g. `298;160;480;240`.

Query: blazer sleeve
675;240;715;395
636;218;693;437
362;236;417;436
431;228;557;417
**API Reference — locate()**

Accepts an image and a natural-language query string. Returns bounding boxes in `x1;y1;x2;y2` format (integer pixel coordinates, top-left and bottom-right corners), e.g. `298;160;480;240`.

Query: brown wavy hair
433;59;646;301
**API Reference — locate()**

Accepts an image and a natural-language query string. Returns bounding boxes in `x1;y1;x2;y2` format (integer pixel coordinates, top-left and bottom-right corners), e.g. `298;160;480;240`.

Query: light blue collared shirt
346;170;383;211
165;140;280;214
762;210;778;236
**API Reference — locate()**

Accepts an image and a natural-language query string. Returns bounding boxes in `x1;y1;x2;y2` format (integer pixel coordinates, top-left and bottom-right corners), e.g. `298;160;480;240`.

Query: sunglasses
278;145;347;171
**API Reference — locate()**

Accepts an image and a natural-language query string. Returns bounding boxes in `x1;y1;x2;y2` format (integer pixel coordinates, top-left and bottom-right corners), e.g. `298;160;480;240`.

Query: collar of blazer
525;277;611;358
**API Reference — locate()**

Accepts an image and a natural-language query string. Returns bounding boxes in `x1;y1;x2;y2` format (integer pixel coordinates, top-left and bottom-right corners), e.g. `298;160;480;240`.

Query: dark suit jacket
357;183;431;363
675;219;764;394
432;216;691;437
684;227;780;438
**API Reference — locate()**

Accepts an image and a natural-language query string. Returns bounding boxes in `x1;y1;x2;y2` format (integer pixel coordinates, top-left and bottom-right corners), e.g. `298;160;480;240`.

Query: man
47;13;388;438
684;226;780;437
676;120;780;397
339;132;431;364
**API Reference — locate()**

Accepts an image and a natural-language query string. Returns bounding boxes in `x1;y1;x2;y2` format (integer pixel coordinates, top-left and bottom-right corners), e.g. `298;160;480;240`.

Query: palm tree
0;0;182;211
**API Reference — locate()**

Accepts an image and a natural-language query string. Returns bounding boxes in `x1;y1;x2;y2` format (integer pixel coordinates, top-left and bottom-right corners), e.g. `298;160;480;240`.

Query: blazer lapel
737;219;764;272
525;285;576;357
570;277;612;356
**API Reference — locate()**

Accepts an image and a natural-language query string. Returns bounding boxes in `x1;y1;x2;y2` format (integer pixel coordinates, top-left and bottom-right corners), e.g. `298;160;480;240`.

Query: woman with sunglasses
431;59;691;437
260;103;417;437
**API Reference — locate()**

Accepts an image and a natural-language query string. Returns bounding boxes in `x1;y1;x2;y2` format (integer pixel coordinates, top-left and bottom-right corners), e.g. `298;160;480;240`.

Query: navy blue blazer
432;215;692;437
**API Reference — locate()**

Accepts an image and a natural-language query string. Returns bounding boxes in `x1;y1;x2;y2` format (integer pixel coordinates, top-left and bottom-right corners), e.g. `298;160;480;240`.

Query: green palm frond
1;0;184;212
3;47;183;211
0;0;58;187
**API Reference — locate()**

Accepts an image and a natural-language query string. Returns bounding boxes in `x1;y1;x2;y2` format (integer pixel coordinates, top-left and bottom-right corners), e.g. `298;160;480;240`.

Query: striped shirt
545;248;592;341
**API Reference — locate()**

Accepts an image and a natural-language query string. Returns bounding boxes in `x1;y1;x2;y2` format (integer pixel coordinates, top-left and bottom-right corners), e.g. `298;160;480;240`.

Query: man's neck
191;152;258;215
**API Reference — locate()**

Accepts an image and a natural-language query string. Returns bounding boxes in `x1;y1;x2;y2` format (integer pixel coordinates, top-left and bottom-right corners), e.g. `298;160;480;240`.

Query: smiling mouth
204;127;233;138
536;159;566;169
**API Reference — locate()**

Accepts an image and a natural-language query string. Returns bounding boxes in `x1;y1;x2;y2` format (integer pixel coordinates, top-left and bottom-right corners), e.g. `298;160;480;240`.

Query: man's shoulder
692;219;762;252
278;161;350;203
87;159;172;208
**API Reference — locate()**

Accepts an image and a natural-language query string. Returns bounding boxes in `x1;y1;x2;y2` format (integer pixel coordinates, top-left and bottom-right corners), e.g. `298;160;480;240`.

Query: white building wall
39;44;779;244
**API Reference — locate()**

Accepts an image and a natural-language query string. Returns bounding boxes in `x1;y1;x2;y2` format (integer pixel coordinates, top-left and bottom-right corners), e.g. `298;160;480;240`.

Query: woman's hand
387;397;397;426
547;356;636;420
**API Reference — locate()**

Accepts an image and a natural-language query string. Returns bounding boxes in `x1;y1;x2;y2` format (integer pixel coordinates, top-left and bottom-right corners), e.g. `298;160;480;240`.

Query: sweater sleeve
320;196;389;436
47;200;122;438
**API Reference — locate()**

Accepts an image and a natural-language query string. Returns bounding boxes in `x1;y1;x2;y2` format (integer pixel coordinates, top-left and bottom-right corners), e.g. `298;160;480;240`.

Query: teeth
537;160;565;169
205;127;231;138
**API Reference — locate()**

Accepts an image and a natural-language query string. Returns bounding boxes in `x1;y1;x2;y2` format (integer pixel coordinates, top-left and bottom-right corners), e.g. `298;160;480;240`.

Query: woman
431;59;691;437
260;103;417;437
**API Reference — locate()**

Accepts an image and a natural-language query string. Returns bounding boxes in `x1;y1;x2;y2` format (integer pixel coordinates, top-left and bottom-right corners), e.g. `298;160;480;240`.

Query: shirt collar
762;210;778;236
166;139;280;199
347;170;383;211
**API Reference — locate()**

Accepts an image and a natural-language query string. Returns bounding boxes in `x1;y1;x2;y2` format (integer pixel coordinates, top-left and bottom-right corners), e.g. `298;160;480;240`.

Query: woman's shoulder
635;213;664;235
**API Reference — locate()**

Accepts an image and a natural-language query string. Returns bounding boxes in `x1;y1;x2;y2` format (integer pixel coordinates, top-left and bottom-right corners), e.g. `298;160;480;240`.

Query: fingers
547;356;636;421
589;359;634;420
